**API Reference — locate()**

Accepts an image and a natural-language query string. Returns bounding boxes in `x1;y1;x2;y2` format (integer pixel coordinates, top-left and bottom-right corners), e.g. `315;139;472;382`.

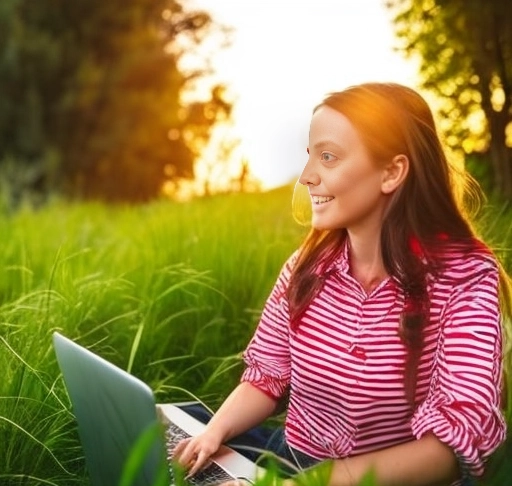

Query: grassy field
0;186;510;486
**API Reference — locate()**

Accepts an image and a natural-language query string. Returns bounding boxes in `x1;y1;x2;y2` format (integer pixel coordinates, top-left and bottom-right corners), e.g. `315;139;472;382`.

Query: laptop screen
53;332;170;486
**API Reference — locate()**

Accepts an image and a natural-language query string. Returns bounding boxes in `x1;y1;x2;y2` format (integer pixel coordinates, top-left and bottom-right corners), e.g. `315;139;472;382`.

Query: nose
298;158;320;186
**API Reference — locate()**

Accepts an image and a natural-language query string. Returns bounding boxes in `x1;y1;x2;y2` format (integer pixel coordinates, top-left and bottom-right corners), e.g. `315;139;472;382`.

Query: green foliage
294;460;334;486
386;0;512;198
0;186;511;485
119;423;169;486
0;186;306;484
0;0;233;204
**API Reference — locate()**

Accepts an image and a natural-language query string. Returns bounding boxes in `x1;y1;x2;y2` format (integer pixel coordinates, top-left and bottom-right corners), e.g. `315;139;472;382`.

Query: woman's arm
221;433;457;486
174;256;296;476
313;432;458;486
173;382;278;476
205;381;279;441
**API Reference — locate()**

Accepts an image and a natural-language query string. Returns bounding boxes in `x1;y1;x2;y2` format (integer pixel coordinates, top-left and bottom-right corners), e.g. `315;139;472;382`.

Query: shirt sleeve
240;253;297;400
411;257;507;477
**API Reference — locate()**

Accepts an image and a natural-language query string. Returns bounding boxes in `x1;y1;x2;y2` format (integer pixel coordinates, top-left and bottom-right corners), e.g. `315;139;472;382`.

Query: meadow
0;185;510;486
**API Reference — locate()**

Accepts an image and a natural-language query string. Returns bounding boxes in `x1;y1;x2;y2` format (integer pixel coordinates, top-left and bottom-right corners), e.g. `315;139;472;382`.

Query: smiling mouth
312;196;334;205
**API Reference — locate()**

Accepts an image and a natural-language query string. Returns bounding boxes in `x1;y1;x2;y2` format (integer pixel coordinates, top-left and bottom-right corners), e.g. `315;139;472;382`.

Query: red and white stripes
241;242;505;479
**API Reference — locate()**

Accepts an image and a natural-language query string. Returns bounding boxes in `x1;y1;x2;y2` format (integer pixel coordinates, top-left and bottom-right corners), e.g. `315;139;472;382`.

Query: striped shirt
241;241;506;480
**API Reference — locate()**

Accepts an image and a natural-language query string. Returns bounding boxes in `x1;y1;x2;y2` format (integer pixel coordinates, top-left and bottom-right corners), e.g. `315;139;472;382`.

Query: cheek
331;168;382;197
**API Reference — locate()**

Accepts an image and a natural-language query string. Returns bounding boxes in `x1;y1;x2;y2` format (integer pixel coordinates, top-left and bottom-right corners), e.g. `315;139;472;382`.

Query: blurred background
1;0;511;208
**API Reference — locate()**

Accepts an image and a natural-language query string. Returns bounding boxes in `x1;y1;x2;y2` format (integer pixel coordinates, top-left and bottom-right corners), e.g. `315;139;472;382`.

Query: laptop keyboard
165;421;235;486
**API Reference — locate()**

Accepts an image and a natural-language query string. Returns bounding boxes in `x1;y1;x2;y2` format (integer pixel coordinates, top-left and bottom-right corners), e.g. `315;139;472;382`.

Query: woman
173;82;510;486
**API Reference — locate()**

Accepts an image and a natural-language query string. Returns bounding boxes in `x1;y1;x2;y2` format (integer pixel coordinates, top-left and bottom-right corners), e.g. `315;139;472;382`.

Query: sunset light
191;0;419;190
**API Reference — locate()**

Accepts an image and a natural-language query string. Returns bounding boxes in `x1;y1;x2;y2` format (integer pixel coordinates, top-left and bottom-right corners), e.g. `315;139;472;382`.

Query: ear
381;154;409;194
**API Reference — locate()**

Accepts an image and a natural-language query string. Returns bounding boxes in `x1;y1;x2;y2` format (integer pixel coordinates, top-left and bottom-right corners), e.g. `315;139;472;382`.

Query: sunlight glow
190;0;419;190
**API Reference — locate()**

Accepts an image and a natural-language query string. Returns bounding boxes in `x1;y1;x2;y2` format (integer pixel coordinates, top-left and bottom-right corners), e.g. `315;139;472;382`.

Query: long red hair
287;83;511;406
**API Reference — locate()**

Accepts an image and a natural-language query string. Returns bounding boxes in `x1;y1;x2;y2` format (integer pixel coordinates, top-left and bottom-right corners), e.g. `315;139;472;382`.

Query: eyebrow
311;140;345;152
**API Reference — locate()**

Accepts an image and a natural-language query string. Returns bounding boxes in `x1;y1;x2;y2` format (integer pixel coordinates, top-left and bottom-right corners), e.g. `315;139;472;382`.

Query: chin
311;219;344;231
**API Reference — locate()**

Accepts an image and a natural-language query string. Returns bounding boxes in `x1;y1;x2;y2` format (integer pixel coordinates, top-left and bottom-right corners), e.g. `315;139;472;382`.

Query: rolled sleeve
411;260;506;477
240;254;296;400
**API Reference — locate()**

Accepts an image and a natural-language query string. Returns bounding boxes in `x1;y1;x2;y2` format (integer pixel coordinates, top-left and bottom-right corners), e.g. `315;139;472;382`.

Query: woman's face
299;105;390;233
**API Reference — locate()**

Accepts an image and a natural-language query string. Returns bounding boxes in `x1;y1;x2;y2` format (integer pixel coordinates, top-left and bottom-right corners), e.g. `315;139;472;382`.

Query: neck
347;230;387;293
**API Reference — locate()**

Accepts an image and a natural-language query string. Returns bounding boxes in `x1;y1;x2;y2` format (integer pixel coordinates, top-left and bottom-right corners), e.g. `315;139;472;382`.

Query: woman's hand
171;383;279;480
172;430;223;478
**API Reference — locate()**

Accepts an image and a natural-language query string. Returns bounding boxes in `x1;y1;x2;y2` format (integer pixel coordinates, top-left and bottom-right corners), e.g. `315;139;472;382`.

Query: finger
186;450;209;477
175;440;201;467
177;449;195;468
171;438;191;458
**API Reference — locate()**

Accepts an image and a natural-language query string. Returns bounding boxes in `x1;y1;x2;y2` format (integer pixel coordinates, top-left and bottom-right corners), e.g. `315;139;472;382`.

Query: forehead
309;105;363;148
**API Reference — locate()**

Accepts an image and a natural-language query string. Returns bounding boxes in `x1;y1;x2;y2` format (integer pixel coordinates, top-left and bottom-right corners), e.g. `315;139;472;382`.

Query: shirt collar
319;239;401;293
315;238;350;276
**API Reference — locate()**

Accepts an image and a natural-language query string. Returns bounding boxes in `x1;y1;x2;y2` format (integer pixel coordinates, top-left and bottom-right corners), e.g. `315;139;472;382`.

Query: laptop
52;332;264;486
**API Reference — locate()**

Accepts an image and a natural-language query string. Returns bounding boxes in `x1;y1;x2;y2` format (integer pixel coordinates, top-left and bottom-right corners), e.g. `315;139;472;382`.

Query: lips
311;195;334;205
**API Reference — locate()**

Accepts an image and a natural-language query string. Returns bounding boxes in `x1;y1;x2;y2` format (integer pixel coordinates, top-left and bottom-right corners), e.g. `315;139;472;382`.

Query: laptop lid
53;332;170;486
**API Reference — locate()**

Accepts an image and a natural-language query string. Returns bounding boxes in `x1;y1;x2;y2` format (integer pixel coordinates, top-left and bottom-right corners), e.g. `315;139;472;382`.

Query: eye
320;152;337;163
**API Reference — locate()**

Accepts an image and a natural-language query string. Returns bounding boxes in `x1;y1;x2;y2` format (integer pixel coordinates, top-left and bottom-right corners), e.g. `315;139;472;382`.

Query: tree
0;0;233;203
386;0;512;199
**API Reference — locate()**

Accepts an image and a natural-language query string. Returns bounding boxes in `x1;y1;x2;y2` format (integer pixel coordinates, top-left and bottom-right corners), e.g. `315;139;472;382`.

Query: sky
189;0;420;190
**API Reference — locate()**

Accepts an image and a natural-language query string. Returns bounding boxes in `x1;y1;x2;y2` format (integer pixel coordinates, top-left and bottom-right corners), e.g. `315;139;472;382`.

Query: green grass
0;186;306;485
0;187;510;485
